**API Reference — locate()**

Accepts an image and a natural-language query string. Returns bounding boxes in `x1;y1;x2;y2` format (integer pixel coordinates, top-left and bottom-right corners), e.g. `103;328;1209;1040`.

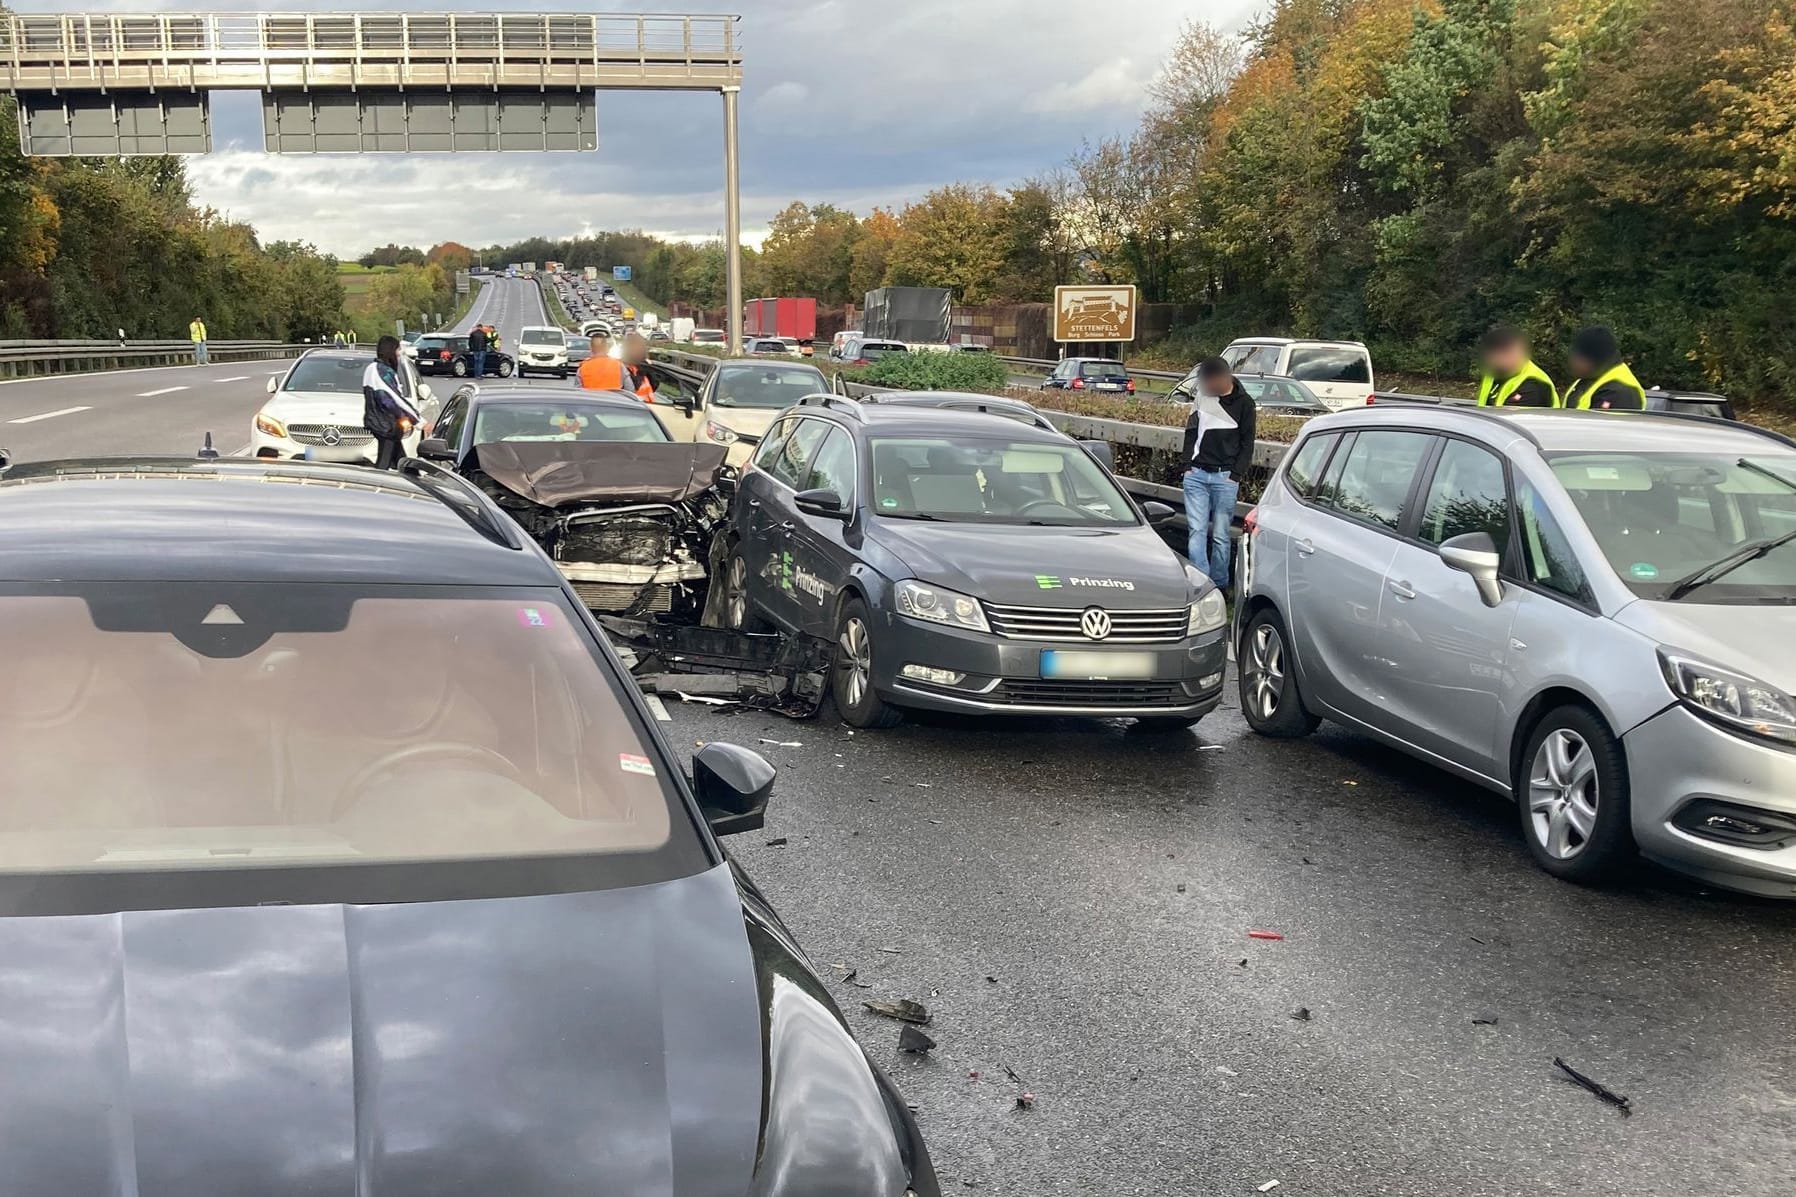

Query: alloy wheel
1528;728;1599;859
725;556;748;629
1244;622;1285;722
838;616;872;710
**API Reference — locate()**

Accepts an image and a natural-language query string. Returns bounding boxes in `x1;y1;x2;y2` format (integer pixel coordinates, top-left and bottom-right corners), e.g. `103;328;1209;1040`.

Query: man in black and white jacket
363;336;421;470
1179;357;1257;591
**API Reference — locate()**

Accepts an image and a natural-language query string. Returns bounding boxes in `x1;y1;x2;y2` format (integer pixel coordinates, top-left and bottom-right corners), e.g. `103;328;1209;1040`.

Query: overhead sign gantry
1;10;750;349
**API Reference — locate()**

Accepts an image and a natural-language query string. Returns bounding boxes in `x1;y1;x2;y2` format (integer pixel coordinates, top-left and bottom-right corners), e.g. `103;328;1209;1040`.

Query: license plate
1040;650;1156;680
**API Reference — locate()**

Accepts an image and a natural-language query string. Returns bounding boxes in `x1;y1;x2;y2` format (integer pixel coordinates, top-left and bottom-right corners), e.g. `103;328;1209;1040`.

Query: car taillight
1071;377;1085;389
1244;507;1259;535
1126;379;1136;394
1366;393;1376;404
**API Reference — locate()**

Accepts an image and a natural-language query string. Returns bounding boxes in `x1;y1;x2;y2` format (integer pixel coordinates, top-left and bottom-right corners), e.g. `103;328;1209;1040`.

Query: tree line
0;97;345;342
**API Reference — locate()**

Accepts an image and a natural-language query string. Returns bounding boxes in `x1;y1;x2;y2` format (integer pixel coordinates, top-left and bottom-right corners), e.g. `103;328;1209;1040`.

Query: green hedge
857;351;1010;392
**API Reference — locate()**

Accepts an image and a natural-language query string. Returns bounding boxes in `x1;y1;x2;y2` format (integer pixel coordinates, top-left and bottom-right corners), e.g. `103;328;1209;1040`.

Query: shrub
859;350;1009;392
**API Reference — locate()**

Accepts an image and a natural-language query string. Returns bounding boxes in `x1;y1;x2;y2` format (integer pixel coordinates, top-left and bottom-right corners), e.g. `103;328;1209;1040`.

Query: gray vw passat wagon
1236;404;1796;896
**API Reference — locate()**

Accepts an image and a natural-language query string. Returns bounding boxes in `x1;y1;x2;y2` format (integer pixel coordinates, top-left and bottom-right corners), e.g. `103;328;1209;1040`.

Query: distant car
249;348;440;464
647;328;672;342
1645;388;1737;421
413;334;515;379
692;328;727;346
1169;370;1331;415
695;359;832;466
516;325;571;379
579;319;613;339
776;336;811;357
1041;357;1135;395
748;338;795;356
399;330;423;361
1221;338;1374;411
832;336;907;365
565;333;594;365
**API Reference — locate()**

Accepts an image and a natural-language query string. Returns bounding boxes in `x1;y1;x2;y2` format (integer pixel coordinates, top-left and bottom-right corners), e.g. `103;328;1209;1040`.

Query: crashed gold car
416;388;730;620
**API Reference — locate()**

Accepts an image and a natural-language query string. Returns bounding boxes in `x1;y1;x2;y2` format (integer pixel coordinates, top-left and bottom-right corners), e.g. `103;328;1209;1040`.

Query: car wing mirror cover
794;488;849;519
1438;531;1504;607
694;742;776;836
417;437;455;461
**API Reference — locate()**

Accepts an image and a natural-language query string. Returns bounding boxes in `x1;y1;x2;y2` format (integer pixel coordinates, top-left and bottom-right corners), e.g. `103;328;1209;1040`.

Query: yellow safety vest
1476;360;1559;407
189;321;206;342
1564;361;1646;410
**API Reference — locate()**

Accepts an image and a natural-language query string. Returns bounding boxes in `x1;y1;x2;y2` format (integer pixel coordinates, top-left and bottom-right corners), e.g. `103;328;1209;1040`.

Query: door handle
748;499;761;509
778;521;795;532
1294;538;1316;556
1388;579;1417;600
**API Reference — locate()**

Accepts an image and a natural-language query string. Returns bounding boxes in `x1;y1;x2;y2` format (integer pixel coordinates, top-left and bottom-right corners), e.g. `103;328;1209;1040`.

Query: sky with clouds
30;0;1260;255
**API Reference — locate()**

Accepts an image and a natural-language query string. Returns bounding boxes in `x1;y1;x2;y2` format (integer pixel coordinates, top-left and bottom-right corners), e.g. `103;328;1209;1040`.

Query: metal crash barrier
0;339;313;379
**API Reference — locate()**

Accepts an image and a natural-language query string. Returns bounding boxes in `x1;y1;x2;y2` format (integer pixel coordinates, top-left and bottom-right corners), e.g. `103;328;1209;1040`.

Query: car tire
721;551;772;634
497;360;514;377
1517;705;1634;884
832;598;902;729
1238;608;1320;738
451;359;469;378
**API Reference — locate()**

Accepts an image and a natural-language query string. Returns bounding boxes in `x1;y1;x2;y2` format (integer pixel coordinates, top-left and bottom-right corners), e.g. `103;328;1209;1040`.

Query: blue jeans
1182;467;1238;590
192;341;207;365
470;350;487;376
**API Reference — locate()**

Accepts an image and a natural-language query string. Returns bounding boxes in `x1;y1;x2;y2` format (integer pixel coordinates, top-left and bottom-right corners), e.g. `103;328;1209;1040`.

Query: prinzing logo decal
1036;575;1136;591
792;563;830;603
1035;575;1063;590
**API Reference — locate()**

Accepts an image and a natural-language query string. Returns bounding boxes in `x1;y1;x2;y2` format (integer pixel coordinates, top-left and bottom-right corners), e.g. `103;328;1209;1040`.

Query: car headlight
895;579;989;632
703;420;738;444
1659;650;1796;744
254;413;288;439
1188;587;1227;636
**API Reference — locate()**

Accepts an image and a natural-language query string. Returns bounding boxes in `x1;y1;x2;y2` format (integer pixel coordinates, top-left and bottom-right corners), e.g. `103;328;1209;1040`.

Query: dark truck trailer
743;297;817;346
862;286;951;345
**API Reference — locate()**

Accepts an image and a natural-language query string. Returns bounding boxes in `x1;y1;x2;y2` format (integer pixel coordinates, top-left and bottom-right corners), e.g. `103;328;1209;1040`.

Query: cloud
28;0;1261;254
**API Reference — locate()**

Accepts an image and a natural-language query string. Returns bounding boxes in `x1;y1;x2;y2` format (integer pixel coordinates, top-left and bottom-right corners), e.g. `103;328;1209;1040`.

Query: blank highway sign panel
262;88;596;152
18;92;211;155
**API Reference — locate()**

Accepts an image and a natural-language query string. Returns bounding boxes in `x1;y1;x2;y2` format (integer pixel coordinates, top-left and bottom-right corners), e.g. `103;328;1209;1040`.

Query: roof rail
796;393;864;420
396;457;521;550
1362;392;1544;447
1623;406;1796;452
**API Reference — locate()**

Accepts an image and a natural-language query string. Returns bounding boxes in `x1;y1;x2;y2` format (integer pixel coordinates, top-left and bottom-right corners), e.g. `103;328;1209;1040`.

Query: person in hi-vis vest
1563;326;1646;411
1475;325;1557;407
189;317;208;365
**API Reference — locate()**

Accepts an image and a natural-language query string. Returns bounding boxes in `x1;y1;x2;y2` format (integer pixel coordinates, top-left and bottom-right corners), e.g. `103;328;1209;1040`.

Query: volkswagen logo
1080;607;1113;641
319;425;343;447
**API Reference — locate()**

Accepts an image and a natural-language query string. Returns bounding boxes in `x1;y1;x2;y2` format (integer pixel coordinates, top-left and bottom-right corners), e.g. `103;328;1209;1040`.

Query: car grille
570;581;673;613
991;679;1189;708
984;602;1187;644
286;424;373;446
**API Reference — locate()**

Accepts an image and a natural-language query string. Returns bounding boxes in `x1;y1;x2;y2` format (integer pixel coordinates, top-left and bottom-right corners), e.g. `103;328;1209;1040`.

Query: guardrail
0;338;316;380
998;354;1189;384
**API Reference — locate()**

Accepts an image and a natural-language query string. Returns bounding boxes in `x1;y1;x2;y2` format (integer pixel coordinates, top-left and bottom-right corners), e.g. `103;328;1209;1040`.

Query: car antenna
197;431;219;460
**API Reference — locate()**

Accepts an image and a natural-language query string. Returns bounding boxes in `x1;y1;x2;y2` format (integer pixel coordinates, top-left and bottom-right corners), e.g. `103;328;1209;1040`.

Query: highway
0;276;553;464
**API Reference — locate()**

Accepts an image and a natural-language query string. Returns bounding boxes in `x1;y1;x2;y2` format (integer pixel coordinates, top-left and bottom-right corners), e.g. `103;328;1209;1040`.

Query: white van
1221;338;1374;411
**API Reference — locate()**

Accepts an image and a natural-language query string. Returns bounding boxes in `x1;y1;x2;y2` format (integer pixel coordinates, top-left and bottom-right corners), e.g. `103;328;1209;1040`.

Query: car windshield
1079;361;1128;380
694;330;725;342
1287;346;1370;384
1547;451;1796;602
283;355;373;393
519;329;562;346
869;436;1137;526
473;402;669;443
862;343;906;361
0;588;681;883
1239;376;1324;408
711;364;828;408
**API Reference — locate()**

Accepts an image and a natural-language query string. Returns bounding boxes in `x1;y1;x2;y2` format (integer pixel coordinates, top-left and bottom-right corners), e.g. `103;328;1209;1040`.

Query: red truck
743;297;817;353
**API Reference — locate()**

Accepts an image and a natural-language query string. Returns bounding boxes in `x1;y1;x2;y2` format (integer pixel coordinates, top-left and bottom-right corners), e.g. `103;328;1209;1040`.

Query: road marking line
8;405;92;424
213;375;249;382
267;369;285;375
138;386;188;397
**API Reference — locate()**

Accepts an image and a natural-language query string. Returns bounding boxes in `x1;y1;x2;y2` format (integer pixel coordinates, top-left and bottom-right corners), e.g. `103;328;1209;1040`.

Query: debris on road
1553;1057;1631;1116
1176;883;1187;893
899;1024;937;1054
1258;1181;1282;1192
1003;1064;1023;1084
600;616;832;717
1290;1007;1311;1021
1015;1092;1035;1110
1216;1065;1239;1077
1248;930;1285;941
967;1070;980;1080
1237;959;1249;969
877;945;903;955
864;998;932;1025
986;975;999;984
673;692;736;707
758;738;803;748
1472;1015;1500;1026
764;837;789;848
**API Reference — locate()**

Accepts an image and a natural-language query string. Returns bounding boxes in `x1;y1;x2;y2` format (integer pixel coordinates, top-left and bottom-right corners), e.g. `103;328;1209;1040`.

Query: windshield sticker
1629;562;1660;580
880;496;899;509
517;606;553;628
619;753;656;777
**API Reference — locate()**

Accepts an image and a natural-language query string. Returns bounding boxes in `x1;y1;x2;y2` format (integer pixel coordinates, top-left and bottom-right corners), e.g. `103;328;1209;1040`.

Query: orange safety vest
577;355;654;400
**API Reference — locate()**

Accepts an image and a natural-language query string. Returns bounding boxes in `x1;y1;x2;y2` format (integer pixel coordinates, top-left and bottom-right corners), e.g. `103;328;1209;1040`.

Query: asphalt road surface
0;277;554;464
672;697;1796;1197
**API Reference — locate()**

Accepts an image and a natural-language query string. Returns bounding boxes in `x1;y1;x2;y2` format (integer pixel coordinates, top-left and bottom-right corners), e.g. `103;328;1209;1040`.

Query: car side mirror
693;742;775;836
266;376;279;394
795;488;848;520
1439;531;1504;607
417;437;455;461
1141;500;1178;524
1080;439;1115;471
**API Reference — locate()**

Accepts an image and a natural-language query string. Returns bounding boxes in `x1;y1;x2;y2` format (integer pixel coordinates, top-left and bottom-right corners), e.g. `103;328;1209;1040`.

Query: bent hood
473;441;728;507
1612;599;1796;688
0;865;763;1197
871;521;1193;607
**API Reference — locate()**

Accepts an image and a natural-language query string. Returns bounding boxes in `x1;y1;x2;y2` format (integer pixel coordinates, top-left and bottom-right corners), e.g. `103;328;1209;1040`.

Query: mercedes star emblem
1080;607;1113;641
319;425;343;447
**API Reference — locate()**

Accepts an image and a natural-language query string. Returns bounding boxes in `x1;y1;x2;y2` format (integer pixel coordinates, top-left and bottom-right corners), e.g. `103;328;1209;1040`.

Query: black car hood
473;441;728;508
0;865;777;1196
871;520;1193;607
